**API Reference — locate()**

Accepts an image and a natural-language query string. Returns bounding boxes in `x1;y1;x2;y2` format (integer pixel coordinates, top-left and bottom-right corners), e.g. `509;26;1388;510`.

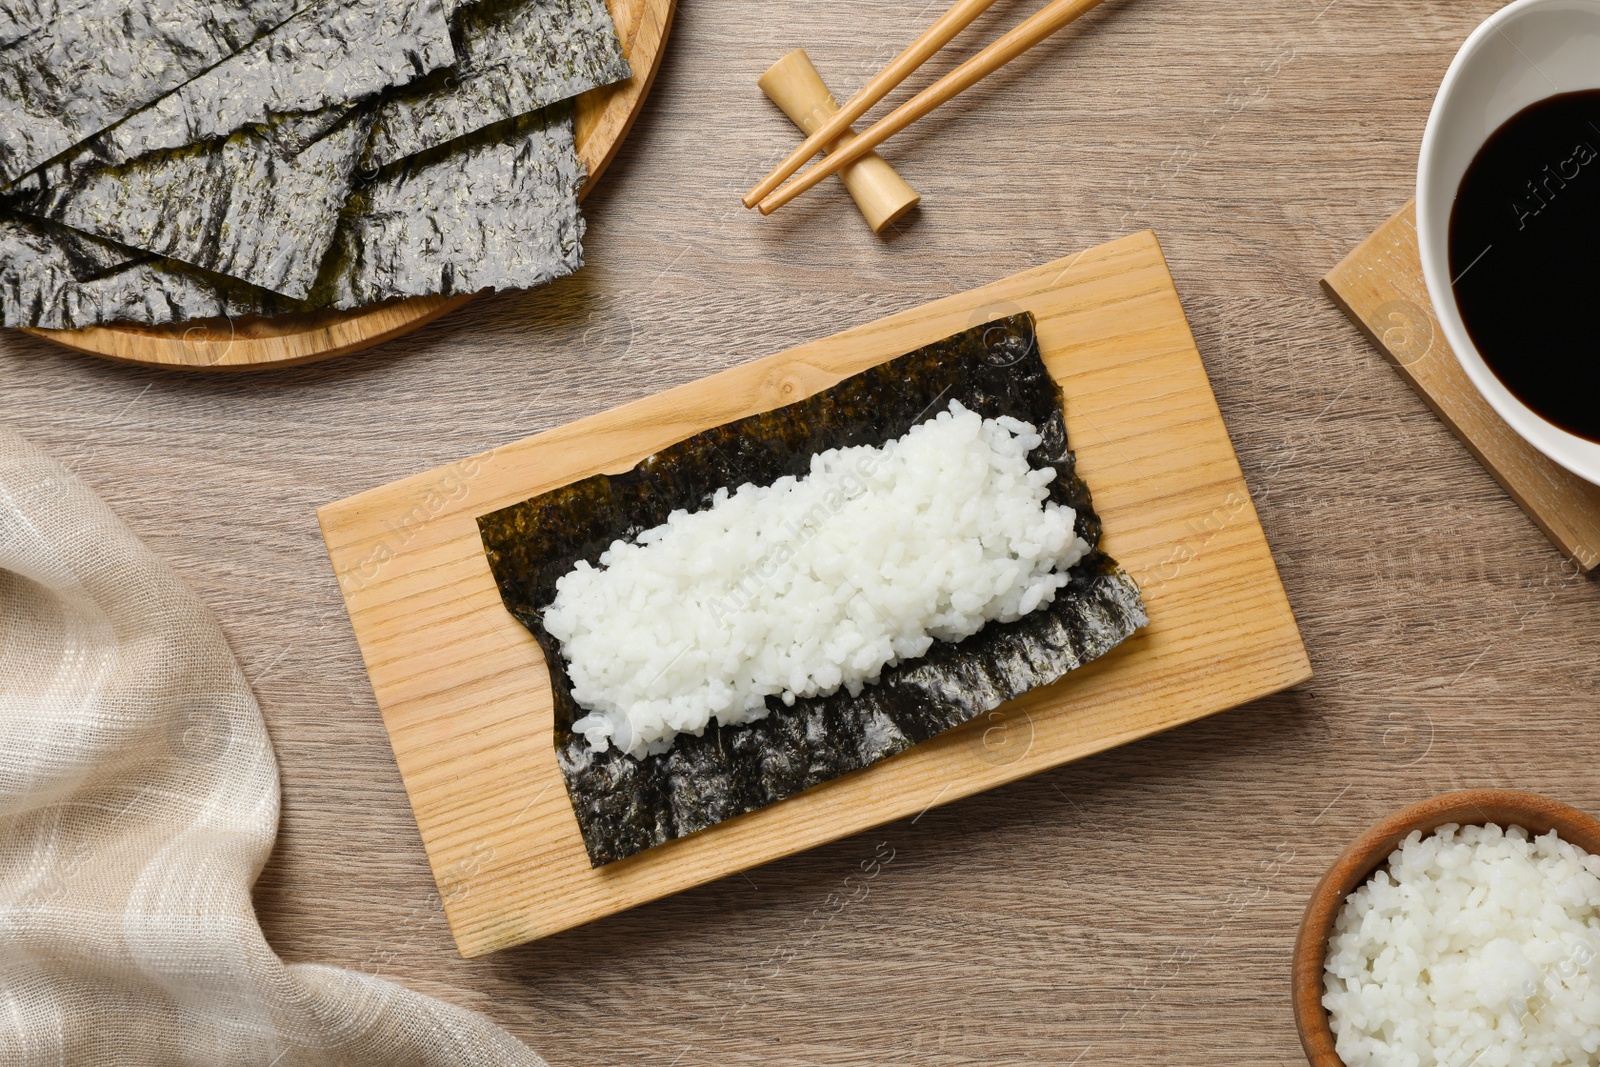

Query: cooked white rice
1324;822;1600;1067
544;399;1090;759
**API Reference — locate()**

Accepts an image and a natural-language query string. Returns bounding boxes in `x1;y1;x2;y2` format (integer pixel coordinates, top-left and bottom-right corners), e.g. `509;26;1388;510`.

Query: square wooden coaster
1323;200;1600;573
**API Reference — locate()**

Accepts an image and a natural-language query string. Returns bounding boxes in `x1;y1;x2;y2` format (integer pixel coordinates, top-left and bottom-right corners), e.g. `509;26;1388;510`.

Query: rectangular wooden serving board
319;230;1312;958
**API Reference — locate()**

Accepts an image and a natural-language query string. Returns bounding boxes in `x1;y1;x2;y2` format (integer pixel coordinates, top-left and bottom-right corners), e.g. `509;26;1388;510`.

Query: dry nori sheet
360;0;630;169
7;107;374;299
0;102;584;324
4;0;455;192
25;219;145;281
305;103;584;309
0;0;89;47
0;214;282;329
0;0;308;184
478;314;1149;866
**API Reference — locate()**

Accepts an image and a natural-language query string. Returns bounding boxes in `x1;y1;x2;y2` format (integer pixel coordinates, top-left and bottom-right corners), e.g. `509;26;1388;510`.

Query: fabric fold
0;427;546;1067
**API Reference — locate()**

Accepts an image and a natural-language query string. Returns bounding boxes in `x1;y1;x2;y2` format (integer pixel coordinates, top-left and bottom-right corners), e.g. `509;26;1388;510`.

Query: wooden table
4;0;1593;1063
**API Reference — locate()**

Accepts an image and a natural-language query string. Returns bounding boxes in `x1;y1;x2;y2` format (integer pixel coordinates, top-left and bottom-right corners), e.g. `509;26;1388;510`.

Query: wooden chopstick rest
758;0;1109;215
758;50;921;233
745;0;1000;208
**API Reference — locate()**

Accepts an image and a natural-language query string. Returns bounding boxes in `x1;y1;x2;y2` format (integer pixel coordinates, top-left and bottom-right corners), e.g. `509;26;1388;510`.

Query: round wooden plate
20;0;674;371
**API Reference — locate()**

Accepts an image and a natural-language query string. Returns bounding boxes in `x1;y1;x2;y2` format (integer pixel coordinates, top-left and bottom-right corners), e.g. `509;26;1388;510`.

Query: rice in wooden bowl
1294;790;1600;1067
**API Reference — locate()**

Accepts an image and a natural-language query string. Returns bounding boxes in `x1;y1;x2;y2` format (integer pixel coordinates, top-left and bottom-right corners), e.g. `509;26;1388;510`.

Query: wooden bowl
19;0;673;372
1292;789;1600;1067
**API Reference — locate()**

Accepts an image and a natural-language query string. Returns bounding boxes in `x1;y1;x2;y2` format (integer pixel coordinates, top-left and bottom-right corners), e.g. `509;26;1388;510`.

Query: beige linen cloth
0;428;547;1066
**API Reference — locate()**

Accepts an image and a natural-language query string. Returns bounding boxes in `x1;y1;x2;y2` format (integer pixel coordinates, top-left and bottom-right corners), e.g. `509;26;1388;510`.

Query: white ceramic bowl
1417;0;1600;485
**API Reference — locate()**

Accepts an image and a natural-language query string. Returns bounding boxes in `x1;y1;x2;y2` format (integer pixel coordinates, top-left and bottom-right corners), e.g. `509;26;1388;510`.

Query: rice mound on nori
478;314;1149;866
548;399;1096;760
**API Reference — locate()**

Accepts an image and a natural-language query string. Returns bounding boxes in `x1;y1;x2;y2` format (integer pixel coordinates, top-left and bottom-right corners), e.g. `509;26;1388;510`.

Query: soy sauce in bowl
1449;89;1600;443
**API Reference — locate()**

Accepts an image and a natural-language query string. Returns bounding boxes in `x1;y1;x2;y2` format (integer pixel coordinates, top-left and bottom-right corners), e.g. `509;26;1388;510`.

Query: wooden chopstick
757;0;1110;216
743;0;1004;209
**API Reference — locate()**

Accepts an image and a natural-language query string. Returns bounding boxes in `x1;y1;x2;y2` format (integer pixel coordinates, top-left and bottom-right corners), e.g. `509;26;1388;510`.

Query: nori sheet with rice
478;314;1149;866
0;0;310;183
3;0;457;191
7;107;376;299
361;0;630;169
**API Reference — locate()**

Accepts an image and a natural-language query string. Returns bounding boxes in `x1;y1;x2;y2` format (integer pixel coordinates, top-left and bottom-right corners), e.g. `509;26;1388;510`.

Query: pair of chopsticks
744;0;1110;215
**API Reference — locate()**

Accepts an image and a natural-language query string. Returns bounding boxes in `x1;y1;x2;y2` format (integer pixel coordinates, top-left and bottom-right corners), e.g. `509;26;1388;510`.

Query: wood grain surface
4;0;1597;1063
1323;201;1600;573
320;232;1310;957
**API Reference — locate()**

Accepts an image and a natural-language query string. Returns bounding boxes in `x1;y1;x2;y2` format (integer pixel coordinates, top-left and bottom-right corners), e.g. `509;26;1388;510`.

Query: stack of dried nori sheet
0;0;630;329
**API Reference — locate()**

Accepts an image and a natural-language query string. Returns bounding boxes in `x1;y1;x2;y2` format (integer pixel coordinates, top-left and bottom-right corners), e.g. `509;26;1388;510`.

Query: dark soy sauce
1450;89;1600;442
